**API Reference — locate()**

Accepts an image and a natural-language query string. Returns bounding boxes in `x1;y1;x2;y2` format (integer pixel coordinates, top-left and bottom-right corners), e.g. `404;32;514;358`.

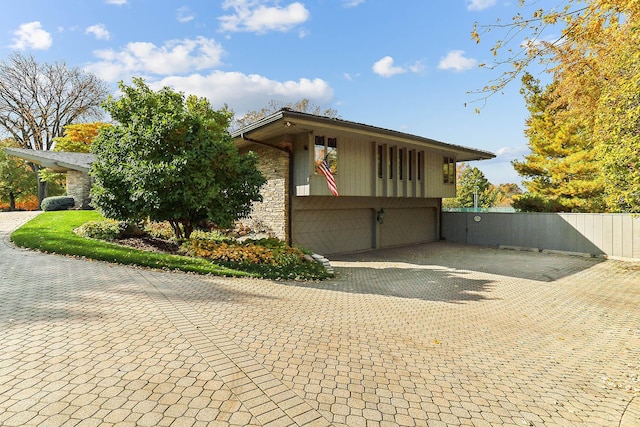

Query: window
399;148;405;180
377;145;384;178
408;150;414;181
443;156;455;184
417;151;424;181
388;146;395;179
315;136;338;174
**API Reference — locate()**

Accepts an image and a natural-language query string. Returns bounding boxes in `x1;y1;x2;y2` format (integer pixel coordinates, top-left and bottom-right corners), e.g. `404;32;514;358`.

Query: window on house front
399;148;405;180
377;145;384;178
315;136;338;174
408;150;414;181
417;151;424;180
443;156;455;184
388;146;395;179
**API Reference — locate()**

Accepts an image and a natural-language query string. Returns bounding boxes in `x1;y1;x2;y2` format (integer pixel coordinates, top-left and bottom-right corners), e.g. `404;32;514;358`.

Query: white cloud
438;50;478;72
106;0;127;5
372;56;406;78
466;0;496;11
343;0;365;8
86;37;225;82
10;21;52;50
219;0;310;33
177;6;196;23
86;24;110;40
153;71;333;116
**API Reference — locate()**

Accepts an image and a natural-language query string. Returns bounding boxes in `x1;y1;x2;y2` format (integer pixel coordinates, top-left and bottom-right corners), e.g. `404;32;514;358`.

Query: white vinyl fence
442;212;640;260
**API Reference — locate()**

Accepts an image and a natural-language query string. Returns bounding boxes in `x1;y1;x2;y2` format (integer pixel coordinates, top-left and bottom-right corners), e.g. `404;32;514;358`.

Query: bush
143;221;175;240
76;219;142;240
41;196;75;211
180;238;331;280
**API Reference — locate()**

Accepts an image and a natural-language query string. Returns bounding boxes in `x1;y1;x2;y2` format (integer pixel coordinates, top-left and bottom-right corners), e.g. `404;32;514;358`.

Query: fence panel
442;212;640;260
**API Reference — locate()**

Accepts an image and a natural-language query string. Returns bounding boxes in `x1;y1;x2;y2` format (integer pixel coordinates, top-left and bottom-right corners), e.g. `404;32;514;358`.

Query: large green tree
512;73;604;212
0;139;37;211
91;78;266;239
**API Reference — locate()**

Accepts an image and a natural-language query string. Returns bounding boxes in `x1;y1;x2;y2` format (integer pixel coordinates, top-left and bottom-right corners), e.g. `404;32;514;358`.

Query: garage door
292;208;374;255
379;207;437;248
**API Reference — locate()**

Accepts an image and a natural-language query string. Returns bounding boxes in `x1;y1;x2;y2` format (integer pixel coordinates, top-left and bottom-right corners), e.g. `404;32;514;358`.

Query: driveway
1;211;638;426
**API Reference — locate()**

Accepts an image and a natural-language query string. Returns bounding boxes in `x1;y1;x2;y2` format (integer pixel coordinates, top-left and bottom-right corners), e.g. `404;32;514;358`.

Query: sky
0;0;561;186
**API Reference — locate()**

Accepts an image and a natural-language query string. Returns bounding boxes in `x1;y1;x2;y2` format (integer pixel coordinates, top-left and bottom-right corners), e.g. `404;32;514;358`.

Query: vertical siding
297;132;457;199
442;212;640;260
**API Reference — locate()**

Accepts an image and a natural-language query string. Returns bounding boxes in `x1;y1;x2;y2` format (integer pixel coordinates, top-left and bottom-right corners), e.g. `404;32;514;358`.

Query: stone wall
240;145;289;241
66;170;92;209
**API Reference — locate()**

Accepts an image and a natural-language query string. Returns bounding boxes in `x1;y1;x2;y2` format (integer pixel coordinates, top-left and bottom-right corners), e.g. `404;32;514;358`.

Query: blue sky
0;0;560;185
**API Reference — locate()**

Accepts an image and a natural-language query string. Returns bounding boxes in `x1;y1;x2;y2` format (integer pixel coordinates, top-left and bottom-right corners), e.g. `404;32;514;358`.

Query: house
232;109;495;255
5;110;494;255
4;148;93;209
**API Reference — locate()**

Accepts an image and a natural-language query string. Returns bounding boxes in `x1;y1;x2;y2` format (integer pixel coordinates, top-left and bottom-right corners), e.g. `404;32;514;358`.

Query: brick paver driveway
1;211;638;426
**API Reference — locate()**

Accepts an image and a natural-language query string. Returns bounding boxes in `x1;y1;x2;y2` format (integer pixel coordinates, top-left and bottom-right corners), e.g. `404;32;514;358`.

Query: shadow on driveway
288;241;608;303
329;241;603;282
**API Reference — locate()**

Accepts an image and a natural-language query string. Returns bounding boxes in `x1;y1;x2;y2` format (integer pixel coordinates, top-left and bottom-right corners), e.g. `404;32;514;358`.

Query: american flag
317;158;338;196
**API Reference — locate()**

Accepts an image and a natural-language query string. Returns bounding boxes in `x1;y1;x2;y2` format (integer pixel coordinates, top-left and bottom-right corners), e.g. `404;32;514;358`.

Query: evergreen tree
451;165;498;209
512;74;604;212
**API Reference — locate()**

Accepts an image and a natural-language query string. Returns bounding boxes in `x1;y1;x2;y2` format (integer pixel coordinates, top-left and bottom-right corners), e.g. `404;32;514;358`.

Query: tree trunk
9;191;16;211
35;166;48;209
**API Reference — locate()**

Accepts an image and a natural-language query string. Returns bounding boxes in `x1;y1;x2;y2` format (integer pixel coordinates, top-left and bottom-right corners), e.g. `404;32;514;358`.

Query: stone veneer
66;170;92;209
240;145;289;241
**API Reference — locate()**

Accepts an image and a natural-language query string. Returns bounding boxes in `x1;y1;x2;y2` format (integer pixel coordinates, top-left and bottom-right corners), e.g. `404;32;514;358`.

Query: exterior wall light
376;208;385;224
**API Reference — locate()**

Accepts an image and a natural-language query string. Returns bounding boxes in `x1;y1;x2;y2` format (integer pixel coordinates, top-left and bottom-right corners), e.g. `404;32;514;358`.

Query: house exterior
4;148;93;209
232;109;495;255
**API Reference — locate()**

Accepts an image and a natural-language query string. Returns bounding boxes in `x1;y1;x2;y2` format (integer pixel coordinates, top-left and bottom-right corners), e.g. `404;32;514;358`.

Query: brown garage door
379;207;437;248
292;208;374;255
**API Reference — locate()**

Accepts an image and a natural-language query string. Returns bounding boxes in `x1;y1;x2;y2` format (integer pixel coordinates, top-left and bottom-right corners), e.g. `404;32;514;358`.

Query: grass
10;210;250;277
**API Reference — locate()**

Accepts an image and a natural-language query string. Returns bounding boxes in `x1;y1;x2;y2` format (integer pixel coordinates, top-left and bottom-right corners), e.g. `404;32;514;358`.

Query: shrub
143;221;175;240
190;229;235;243
76;219;123;240
41;196;75;211
76;219;142;240
180;238;331;280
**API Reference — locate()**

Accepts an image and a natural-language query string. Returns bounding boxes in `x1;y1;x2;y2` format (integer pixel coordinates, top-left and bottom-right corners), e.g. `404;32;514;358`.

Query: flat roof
232;108;495;162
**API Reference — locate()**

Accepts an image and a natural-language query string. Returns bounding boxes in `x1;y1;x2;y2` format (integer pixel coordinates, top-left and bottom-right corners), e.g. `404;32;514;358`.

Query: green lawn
10;210;250;277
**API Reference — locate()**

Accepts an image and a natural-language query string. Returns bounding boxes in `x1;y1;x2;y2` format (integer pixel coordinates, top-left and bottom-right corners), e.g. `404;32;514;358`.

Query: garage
292;208;374;255
379;207;437;248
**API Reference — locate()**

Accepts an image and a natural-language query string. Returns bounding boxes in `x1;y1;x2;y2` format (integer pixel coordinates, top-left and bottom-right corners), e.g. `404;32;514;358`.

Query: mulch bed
117;236;180;255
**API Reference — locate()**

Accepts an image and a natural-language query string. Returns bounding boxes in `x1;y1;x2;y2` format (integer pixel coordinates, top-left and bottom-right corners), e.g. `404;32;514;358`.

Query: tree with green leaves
90;78;266;239
0;139;37;211
512;73;604;212
446;164;498;209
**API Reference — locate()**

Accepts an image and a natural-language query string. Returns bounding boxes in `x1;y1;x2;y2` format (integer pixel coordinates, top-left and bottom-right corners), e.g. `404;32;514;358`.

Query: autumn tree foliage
512;73;604;212
0;53;108;204
0;138;37;211
91;79;266;239
477;1;640;212
53;123;111;153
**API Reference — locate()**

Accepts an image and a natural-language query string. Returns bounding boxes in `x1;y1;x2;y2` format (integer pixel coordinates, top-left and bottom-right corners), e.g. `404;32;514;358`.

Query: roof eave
232;109;495;161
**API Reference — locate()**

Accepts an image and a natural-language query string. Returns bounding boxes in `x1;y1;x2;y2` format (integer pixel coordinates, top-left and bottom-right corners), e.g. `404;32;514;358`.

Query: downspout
240;134;293;246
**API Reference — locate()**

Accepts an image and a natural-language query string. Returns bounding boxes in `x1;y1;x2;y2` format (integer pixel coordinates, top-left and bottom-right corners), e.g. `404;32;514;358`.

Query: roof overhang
231;109;495;162
4;148;94;173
